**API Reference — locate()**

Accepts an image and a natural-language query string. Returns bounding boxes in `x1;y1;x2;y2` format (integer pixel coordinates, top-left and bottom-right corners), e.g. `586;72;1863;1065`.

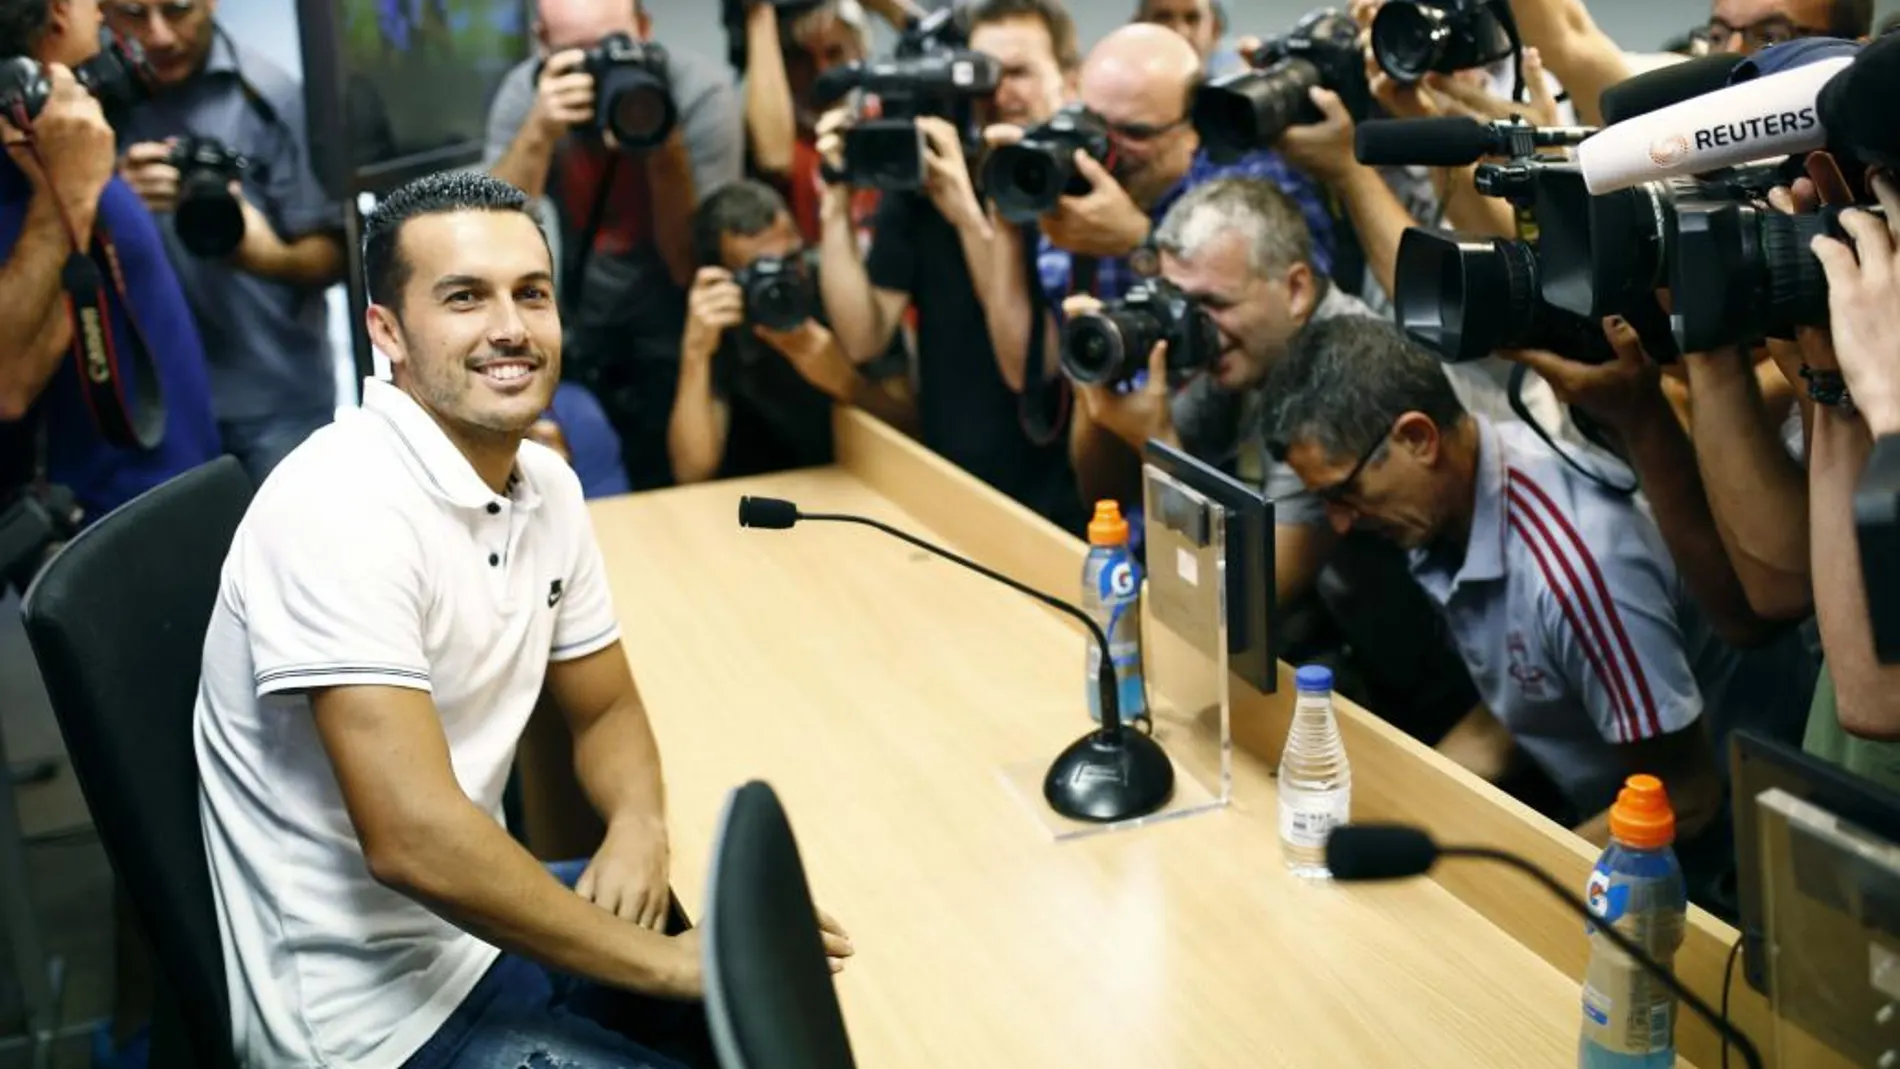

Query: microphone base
1042;728;1175;824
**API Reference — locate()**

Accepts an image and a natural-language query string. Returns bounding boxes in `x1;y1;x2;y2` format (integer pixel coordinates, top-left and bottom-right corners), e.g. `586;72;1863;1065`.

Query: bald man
975;23;1337;433
484;0;743;492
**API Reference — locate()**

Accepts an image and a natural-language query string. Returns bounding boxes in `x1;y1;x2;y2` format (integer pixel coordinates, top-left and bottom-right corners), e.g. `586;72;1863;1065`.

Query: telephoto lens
983;104;1113;223
170;137;255;259
1370;0;1516;85
1193;8;1367;161
1060;279;1221;387
583;33;677;150
735;255;815;333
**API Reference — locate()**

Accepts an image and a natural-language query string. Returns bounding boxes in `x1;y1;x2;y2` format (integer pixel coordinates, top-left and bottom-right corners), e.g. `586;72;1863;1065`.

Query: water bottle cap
1294;664;1334;692
1088;500;1129;546
1610;774;1676;849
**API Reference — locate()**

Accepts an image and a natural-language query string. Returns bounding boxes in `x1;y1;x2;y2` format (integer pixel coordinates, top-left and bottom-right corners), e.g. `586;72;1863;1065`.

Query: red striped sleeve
1505;503;1635;743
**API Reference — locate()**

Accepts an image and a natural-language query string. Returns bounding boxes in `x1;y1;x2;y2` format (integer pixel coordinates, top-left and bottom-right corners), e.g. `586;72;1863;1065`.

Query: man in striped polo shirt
1260;317;1754;855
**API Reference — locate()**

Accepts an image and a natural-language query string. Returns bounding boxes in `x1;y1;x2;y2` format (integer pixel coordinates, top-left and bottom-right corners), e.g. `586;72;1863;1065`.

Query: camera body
828;49;1001;190
1370;0;1516;85
984;104;1115;224
734;253;816;333
563;33;676;151
168;136;257;259
1193;8;1370;162
1061;278;1221;387
0;30;153;121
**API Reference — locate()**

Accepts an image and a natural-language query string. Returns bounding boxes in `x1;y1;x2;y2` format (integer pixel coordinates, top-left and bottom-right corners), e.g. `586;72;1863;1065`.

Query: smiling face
1158;233;1309;391
366;209;561;449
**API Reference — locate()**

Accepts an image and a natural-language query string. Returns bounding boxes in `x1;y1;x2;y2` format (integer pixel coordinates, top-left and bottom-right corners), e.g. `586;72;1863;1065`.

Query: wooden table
585;411;1776;1068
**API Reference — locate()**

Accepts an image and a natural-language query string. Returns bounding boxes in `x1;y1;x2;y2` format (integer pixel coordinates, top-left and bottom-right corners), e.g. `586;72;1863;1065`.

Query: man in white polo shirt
1259;317;1795;857
194;170;850;1069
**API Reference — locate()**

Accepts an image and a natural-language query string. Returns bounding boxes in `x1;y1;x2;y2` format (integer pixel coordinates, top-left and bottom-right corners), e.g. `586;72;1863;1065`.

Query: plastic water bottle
1278;665;1352;878
1579;774;1688;1069
1081;500;1146;724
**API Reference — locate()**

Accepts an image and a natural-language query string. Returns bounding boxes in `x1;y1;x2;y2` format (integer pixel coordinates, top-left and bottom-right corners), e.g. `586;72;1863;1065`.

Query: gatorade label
1088;550;1146;720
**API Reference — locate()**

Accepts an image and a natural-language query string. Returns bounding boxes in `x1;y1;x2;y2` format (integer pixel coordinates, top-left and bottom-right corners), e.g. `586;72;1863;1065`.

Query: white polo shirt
193;378;622;1069
1408;417;1706;816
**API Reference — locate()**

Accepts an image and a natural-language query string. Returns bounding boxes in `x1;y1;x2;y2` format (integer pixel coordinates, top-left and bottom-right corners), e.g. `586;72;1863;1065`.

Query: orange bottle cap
1088;500;1129;546
1609;774;1676;850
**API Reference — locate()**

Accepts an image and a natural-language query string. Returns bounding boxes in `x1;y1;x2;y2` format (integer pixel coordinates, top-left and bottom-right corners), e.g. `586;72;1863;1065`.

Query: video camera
539;32;676;151
0;30;153;121
816;10;998;192
1192;8;1370;162
1060;278;1221;388
983;104;1114;223
734;253;815;332
168;136;263;259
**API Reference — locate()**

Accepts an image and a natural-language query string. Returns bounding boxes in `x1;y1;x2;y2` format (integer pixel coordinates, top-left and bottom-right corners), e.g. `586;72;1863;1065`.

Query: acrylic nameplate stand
1756;787;1900;1068
998;464;1234;842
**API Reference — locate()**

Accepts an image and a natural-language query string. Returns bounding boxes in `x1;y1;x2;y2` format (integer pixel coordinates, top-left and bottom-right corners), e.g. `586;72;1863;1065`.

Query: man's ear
636;8;653;41
365;304;407;374
1392;410;1442;465
532;19;549;54
1282;262;1317;324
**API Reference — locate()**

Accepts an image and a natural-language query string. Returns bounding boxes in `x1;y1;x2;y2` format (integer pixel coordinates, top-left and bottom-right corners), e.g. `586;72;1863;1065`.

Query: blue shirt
114;29;340;422
1037;146;1337;306
0;158;220;518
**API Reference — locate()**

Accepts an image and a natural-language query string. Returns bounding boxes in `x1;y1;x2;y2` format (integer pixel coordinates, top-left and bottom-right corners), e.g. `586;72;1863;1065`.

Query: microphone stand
763;506;1175;823
1440;846;1764;1069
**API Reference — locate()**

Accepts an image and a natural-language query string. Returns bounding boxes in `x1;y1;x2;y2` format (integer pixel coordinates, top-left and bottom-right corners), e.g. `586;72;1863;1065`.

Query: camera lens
1394;229;1542;362
174;170;245;258
1192;59;1320;162
601;80;676;149
985;143;1073;223
1371;2;1453;84
748;277;810;333
1061;310;1158;385
1760;211;1831;335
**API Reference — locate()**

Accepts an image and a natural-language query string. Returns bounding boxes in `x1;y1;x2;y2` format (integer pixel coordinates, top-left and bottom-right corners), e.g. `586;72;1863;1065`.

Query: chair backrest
20;456;252;1069
703;781;857;1069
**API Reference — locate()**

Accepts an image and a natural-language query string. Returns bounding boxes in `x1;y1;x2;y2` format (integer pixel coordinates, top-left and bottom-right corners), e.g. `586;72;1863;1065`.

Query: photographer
485;0;743;491
1136;0;1244;79
978;23;1336;402
0;0;217;583
668;178;910;484
106;0;345;484
815;0;1088;533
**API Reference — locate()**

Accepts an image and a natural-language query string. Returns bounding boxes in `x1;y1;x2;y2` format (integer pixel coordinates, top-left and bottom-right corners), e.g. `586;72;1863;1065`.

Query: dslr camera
817;9;999;192
1193;8;1371;162
1060;278;1221;387
168;136;260;259
1370;0;1517;85
734;253;816;332
545;32;676;151
0;30;153;121
984;103;1115;223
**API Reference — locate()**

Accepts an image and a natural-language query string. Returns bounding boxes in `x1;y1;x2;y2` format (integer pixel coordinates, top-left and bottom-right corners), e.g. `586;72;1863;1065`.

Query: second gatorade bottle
1082;501;1146;724
1578;774;1688;1069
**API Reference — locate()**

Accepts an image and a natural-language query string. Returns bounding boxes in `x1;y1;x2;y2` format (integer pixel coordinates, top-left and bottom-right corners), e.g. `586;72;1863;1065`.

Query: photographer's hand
1499;316;1667;434
531;49;594;141
916;116;988;236
118;140;180;216
684;267;743;364
1041;151;1150;258
1074;335;1178;451
1811;172;1900;437
755;320;857;401
1276;87;1360;187
8;65;114;228
1424;47;1561;128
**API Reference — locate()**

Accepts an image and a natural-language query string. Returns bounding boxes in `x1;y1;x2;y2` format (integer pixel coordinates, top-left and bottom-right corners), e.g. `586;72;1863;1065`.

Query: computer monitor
1731;728;1900;994
299;0;534;198
1140;438;1274;693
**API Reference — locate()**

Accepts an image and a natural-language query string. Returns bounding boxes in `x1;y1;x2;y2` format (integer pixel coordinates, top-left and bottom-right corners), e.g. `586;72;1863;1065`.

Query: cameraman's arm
1276;89;1416;299
1503;0;1632;127
0;190;85;419
1810;407;1900;736
644;132;696;288
669;269;739;484
977;212;1057;394
488;56;584;200
742;3;796;178
816;117;911;363
1683;347;1814;620
230;75;346;289
653;66;745;290
1068;336;1178;511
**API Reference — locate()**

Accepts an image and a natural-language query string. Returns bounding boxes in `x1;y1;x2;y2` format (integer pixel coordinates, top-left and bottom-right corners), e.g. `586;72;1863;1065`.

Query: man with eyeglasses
1508;0;1873;126
104;0;347;483
1260;315;1805;907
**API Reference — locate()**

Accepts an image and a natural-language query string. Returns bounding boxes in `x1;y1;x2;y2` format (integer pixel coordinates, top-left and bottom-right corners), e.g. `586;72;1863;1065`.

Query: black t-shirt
864;192;1085;535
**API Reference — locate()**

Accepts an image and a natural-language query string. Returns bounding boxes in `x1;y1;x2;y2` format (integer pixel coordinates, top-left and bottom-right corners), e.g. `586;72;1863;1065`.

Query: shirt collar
203;25;241;77
360;378;542;513
1454;415;1508;587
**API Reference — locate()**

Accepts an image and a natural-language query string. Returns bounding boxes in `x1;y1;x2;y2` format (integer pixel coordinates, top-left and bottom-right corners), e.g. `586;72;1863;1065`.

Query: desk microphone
1326;824;1764;1069
737;495;1174;823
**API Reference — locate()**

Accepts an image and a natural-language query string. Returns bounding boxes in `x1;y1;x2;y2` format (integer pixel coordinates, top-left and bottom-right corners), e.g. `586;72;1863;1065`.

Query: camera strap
1017;230;1072;447
563;149;621;317
1505;362;1637;496
14;122;167;451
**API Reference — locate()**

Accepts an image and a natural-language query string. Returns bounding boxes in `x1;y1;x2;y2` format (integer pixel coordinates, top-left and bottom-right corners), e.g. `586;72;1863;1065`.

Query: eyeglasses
106;2;201;23
1693;14;1823;52
1312;429;1391;507
1105;113;1191;143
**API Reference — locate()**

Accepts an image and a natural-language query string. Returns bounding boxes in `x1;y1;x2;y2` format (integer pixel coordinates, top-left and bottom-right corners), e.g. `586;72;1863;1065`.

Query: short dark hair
0;0;51;58
691;178;788;269
361;170;541;310
1260;316;1466;463
1828;0;1875;36
961;0;1081;72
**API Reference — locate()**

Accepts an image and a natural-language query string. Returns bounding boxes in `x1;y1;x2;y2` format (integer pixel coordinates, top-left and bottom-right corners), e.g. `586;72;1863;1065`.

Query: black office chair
703;780;856;1069
20;456;252;1069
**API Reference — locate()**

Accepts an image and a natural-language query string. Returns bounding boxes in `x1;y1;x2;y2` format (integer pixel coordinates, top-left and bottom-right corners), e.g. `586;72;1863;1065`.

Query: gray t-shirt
115;31;340;423
1172;283;1373;527
482;44;743;363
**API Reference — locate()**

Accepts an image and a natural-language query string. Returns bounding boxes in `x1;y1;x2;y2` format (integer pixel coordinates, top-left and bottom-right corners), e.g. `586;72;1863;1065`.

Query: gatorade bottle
1081;501;1146;724
1579;775;1688;1069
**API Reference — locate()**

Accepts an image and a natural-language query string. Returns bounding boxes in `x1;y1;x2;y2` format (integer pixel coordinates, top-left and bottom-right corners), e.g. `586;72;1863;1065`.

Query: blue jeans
401;861;714;1069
